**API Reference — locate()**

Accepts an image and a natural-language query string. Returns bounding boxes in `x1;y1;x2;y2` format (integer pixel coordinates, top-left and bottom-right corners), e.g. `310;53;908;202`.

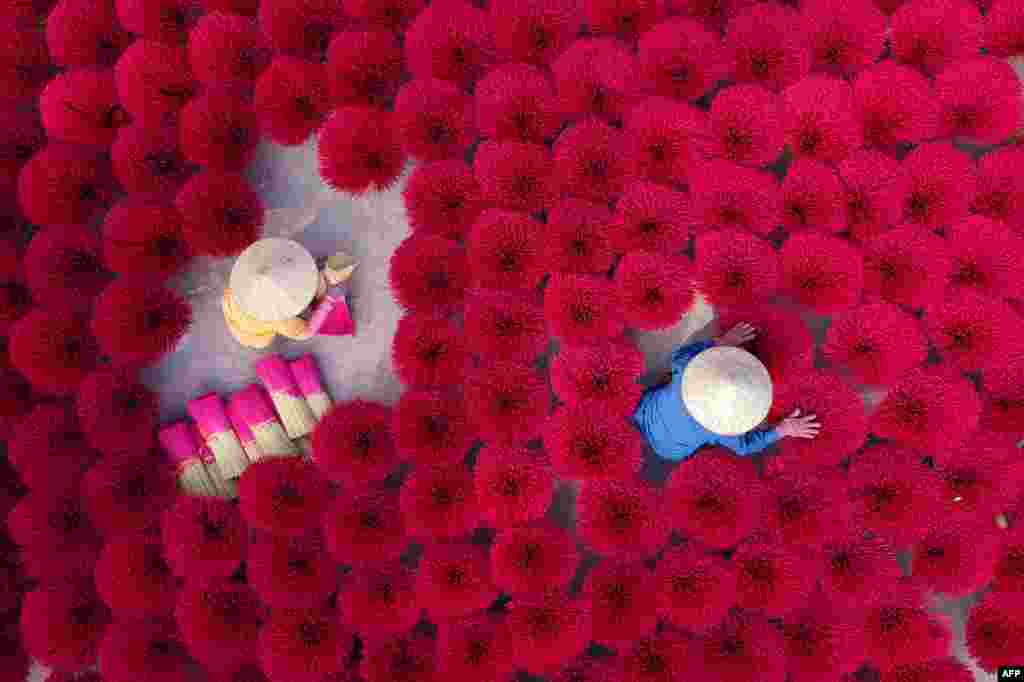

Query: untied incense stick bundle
191;421;236;498
254;354;318;439
227;392;266;463
289;354;332;421
158;421;216;497
230;384;299;458
188;392;250;479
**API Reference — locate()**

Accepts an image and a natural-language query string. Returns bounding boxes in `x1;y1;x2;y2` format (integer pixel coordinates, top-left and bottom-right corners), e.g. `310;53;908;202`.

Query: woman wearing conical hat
222;238;357;349
633;322;821;461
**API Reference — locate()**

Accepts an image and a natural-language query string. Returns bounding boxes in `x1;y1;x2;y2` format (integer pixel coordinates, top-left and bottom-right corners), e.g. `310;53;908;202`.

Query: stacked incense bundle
159;421;217;497
289;354;332;421
255;354;318;439
192;422;236;499
227;394;266;463
188;393;250;479
230;384;299;458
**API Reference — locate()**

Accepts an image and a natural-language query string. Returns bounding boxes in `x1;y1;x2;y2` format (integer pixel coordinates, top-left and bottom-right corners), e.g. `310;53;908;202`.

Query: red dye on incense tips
159;420;217;497
289;354;332;421
188;392;250;479
255;354;318;439
229;383;299;458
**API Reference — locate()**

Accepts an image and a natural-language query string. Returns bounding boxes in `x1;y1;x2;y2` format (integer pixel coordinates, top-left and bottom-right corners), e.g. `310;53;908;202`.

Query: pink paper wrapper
226;397;256;443
308;294;355;336
254;354;303;398
159;421;201;466
289;355;326;397
231;384;279;427
187;393;233;435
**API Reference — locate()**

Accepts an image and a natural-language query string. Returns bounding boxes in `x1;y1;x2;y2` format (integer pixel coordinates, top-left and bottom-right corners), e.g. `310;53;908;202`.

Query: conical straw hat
229;238;319;322
681;345;773;436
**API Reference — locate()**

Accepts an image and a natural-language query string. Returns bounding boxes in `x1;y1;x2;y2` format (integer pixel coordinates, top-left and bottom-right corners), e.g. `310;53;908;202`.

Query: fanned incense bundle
255;354;318;438
191;422;236;499
230;384;299;458
188;392;250;479
227;393;266;463
158;421;216;497
289;354;332;421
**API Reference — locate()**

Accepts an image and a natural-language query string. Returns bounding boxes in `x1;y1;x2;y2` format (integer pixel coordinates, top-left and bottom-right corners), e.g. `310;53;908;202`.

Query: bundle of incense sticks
230;384;299;458
188;393;250;479
191;422;235;498
254;354;318;439
159;421;216;497
227;393;266;463
289;354;332;421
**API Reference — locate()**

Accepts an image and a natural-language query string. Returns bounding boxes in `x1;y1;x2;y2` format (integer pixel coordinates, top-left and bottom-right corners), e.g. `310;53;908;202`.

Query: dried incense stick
254;354;318;439
227;392;266;463
289;354;332;421
230;384;299;458
158;421;216;497
188;393;250;479
191;422;235;499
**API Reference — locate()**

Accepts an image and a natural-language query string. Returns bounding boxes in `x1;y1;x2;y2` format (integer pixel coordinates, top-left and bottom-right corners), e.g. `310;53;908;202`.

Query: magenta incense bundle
159;421;216;497
255;354;318;439
227;393;266;463
188;392;250;479
191;422;235;499
289;354;332;421
230;384;299;458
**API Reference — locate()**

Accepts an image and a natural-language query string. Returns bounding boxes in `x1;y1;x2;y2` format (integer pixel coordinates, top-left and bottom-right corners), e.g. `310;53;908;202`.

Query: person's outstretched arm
715;428;782;456
717;409;821;457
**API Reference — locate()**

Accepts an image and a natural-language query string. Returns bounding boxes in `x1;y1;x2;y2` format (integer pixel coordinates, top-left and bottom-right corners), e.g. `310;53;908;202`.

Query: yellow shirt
222;287;314;348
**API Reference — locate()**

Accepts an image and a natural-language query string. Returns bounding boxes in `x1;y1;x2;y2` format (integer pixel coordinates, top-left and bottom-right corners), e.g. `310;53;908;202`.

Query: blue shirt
632;339;781;462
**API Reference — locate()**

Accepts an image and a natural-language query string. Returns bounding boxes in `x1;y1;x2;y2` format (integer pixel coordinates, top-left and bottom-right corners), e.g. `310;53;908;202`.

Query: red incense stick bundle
228;392;266;463
230;384;299;458
254;354;318;439
191;421;236;499
158;421;216;497
289;354;332;421
188;392;250;479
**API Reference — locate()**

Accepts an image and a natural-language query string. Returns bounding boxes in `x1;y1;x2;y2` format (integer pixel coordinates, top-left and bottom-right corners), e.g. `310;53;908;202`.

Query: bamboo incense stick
191;422;235;499
230;384;299;458
227;392;266;463
158;421;216;497
188;393;250;479
254;354;318;439
289;354;332;421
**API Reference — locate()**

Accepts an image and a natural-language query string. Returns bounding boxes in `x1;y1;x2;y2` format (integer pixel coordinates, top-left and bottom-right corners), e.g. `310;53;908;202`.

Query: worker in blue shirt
633;322;821;462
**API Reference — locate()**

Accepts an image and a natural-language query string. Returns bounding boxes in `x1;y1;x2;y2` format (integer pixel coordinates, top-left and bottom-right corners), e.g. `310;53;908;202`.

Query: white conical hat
681;345;773;436
229;238;319;322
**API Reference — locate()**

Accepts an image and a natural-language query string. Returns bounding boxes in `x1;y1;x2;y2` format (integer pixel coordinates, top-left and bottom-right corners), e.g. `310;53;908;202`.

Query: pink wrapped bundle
228;393;266;463
188;392;250;479
308;288;355;337
289;354;332;421
191;421;236;498
158;421;216;497
254;354;317;439
230;384;299;458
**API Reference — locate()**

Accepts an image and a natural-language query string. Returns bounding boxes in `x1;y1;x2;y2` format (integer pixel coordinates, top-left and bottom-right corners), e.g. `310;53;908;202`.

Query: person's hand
714;322;757;347
777;408;821;439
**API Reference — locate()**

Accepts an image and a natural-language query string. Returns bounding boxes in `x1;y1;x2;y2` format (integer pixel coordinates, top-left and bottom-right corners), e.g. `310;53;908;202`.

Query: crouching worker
633;322;822;462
